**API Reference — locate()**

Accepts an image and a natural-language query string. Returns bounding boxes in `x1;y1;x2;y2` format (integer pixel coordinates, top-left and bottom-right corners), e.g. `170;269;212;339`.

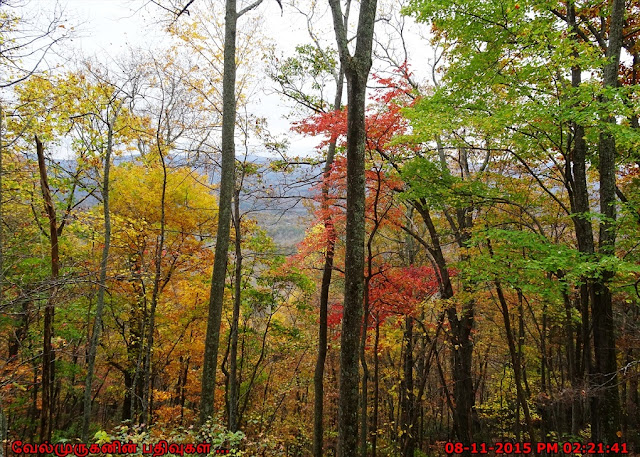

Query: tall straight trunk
313;67;344;457
359;169;383;457
328;1;377;455
199;0;265;424
35;136;58;445
565;1;594;388
128;299;146;421
591;0;625;444
141;146;168;425
359;279;370;457
372;313;380;457
229;188;242;432
82;121;114;441
447;304;474;450
200;0;238;423
337;65;367;457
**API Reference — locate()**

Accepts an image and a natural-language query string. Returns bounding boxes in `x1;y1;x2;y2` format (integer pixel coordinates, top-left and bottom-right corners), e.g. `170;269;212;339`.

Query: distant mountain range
51;153;319;252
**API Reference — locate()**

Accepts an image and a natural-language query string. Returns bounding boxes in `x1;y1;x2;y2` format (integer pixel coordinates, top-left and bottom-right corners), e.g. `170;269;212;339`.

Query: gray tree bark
592;0;625;445
327;1;377;455
200;0;239;424
200;0;264;424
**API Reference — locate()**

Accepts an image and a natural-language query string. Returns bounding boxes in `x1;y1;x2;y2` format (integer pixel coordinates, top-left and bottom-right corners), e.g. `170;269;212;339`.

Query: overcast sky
23;0;432;158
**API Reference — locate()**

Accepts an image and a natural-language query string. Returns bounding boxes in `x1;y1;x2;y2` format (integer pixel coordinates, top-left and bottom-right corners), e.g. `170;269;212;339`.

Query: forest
0;0;639;456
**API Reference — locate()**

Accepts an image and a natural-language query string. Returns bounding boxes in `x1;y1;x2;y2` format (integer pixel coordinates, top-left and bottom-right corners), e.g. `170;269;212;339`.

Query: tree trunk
591;0;625;444
82;119;114;441
337;64;366;457
122;371;132;422
338;65;366;457
413;200;475;449
327;1;378;455
199;0;265;424
313;66;344;457
35;135;59;445
141;144;168;425
229;187;242;431
372;313;380;457
565;1;593;396
200;0;238;424
447;305;474;452
359;279;370;457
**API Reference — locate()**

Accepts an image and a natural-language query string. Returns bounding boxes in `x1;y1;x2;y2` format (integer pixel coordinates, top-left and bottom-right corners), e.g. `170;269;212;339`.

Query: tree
326;0;378;454
152;0;269;424
270;34;346;457
76;61;142;441
34;135;59;444
0;1;69;88
190;0;268;424
8;70;94;444
404;0;638;447
104;160;218;423
591;0;625;442
268;14;347;454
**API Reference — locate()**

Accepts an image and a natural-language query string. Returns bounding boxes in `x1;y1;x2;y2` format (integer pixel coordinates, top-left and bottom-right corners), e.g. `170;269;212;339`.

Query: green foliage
198;418;245;456
281;44;338;81
268;43;339;113
400;157;456;208
102;418;245;456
